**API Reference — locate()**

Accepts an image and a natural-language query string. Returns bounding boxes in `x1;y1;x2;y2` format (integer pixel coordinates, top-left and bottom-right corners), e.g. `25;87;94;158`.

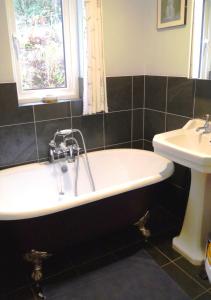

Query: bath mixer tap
49;128;95;195
196;114;211;134
48;130;80;163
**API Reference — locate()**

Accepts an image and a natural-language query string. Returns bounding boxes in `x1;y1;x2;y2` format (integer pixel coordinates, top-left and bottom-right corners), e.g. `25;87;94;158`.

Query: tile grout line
102;112;106;150
32;106;40;162
193;79;196;118
0;121;35;128
131;76;134;148
165;76;168;132
69;100;73;129
160;256;183;268
143;75;146;148
193;290;211;300
152;245;206;290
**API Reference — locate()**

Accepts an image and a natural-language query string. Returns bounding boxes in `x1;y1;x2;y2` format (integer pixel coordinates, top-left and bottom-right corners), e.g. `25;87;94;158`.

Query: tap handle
205;114;210;122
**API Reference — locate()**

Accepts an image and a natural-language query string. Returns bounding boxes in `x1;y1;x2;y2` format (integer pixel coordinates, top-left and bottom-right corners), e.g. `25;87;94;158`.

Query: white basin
153;119;211;265
153;119;211;173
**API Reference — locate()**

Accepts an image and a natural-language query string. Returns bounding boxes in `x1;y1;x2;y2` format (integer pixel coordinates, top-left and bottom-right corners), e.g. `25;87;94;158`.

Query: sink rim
153;119;211;173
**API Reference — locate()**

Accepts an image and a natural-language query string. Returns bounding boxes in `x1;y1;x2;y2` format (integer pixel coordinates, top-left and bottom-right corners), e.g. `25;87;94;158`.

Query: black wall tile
167;77;194;117
144;109;165;141
71;99;83;117
34;101;71;121
169;163;191;190
132;140;143;149
105;111;132;146
145;76;167;111
133;76;144;109
72;114;104;150
132;109;143;140
143;140;153;151
0;83;33;126
107;77;132;112
36;118;70;159
195;79;211;117
106;142;132;149
166;114;191;131
0;124;37;166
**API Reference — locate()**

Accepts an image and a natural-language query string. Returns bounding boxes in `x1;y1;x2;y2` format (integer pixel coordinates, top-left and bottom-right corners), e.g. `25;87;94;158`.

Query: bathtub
0;149;173;252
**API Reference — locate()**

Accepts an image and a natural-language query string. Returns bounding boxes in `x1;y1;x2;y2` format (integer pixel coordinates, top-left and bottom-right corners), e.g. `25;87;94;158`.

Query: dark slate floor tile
2;287;34;300
105;111;132;146
132;109;143;140
167;77;194;117
195;79;211;117
36;118;70;159
196;291;211;299
144;243;170;266
175;257;210;289
151;237;180;260
163;263;205;298
166;114;191;131
145;76;167;111
71;99;83;116
144;109;165;141
0;83;34;126
0;124;37;167
107;76;132;112
133;76;144;109
72;114;104;150
34;101;71;121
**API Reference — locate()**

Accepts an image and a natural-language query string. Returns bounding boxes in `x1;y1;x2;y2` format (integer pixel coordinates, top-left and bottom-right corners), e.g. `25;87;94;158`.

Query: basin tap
196;114;211;134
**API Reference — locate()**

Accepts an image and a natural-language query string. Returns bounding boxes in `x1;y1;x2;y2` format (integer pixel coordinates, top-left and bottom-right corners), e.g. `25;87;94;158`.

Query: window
7;0;79;103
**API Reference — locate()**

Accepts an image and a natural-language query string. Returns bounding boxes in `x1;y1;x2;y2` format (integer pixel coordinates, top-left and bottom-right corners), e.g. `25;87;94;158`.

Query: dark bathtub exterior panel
3;186;156;254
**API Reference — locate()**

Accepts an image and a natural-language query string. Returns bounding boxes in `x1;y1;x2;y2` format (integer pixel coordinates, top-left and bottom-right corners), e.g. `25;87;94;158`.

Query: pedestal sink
153;119;211;265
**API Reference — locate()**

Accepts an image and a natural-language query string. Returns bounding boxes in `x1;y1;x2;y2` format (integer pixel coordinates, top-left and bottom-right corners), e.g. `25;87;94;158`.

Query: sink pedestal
173;170;211;265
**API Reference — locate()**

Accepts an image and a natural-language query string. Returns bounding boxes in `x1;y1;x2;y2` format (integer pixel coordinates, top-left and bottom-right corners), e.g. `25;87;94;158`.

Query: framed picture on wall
157;0;186;29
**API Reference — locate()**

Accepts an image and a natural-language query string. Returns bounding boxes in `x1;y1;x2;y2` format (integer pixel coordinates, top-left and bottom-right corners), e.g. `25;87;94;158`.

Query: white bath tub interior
0;149;174;220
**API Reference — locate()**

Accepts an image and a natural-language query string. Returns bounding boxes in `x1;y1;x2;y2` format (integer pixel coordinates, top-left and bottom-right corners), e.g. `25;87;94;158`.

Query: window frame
6;0;79;104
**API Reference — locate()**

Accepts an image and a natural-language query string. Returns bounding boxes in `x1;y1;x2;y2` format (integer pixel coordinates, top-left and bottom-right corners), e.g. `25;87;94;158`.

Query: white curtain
81;0;108;115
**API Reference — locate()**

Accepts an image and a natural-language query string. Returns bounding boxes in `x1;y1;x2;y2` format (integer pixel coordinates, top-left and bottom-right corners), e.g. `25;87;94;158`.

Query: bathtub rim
0;149;174;220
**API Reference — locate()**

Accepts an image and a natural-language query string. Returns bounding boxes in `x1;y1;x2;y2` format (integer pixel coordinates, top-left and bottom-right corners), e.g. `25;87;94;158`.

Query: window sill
18;97;82;107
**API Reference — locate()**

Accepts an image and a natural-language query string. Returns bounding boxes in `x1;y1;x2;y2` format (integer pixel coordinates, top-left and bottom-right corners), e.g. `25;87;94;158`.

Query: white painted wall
102;0;146;76
103;0;194;77
0;0;194;82
143;0;194;77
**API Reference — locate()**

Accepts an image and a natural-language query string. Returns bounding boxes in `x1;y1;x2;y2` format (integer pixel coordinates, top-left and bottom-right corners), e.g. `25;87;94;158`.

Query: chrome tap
49;128;95;195
196;114;211;134
48;129;80;163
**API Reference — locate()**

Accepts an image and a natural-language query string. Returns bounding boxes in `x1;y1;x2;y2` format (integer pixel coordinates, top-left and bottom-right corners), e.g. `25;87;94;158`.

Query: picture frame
157;0;186;29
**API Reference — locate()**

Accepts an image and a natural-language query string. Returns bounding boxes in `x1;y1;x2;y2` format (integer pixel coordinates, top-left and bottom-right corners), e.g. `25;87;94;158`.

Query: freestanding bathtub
0;149;174;253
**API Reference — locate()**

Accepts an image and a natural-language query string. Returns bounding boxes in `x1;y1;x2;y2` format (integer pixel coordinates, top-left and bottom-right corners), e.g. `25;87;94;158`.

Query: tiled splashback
1;76;211;169
0;76;143;169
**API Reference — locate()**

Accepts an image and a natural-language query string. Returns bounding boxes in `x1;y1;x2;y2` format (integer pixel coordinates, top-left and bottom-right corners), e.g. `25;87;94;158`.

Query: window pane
13;0;66;90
